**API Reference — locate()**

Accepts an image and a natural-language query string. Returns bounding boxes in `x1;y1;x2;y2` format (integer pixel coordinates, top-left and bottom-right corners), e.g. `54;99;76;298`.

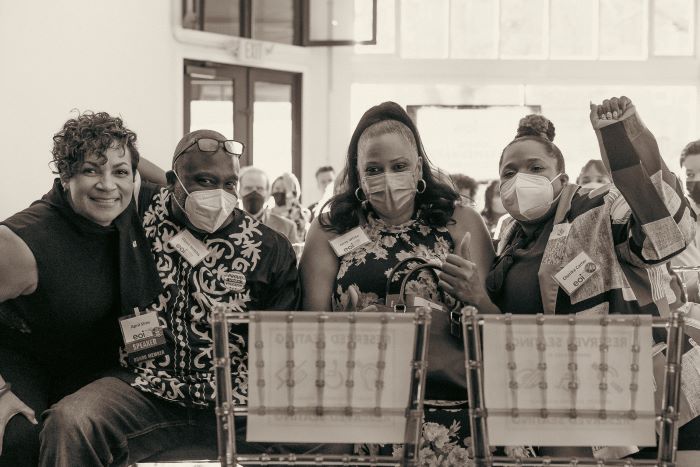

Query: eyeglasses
173;138;245;165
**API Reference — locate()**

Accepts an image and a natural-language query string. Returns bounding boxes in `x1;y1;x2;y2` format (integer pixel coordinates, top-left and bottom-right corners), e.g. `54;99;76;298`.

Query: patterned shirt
121;186;300;407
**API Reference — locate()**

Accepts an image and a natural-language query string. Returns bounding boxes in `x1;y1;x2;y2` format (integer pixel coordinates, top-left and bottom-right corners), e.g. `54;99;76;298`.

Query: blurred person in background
480;179;507;237
576;158;611;190
308;166;335;221
239;166;298;244
671;139;700;301
271;172;311;241
450;173;478;206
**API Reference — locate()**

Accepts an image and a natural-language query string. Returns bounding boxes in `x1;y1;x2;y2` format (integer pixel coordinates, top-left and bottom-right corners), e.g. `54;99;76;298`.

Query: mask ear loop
355;187;370;212
170;171;191;214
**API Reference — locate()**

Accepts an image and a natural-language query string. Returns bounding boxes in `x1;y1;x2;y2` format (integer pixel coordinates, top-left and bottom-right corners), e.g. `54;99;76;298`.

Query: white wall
0;0;331;218
0;0;178;218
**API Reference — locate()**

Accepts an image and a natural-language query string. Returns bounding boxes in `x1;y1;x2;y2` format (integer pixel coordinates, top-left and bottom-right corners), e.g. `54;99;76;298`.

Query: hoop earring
355;187;366;202
416;179;427;194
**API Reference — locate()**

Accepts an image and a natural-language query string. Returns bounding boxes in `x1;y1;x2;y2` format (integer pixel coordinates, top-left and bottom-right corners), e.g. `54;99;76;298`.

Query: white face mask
500;172;563;222
173;173;238;233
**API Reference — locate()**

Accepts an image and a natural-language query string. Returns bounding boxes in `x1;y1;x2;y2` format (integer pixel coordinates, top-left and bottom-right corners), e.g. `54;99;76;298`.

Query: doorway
184;60;302;184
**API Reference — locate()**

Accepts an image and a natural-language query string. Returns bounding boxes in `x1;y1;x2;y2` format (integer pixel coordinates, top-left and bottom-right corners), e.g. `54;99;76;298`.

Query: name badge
119;310;167;364
549;222;571;241
168;229;209;266
553;251;599;296
329;227;370;257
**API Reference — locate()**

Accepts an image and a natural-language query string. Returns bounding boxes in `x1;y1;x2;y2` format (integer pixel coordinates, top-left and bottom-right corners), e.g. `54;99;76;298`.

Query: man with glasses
39;130;303;465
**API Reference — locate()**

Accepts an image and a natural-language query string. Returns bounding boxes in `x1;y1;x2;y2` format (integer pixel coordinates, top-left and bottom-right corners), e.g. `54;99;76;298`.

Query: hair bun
516;114;555;142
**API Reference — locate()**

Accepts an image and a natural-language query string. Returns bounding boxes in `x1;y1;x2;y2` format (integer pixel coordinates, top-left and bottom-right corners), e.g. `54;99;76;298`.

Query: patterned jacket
121;186;300;407
496;107;695;318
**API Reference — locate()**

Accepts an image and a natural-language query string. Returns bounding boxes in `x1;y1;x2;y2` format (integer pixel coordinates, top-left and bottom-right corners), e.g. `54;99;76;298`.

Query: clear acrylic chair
460;308;686;467
211;306;432;467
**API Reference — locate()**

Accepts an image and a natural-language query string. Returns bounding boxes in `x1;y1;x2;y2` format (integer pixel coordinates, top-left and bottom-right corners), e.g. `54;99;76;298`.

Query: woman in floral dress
299;101;498;465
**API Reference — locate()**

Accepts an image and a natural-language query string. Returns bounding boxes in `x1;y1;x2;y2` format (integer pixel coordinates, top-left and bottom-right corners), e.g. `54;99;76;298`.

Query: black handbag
383;257;467;402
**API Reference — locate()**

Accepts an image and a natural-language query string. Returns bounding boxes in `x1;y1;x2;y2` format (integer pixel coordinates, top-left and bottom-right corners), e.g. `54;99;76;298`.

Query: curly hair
51;111;140;181
320;101;458;234
680;139;700;167
499;114;565;173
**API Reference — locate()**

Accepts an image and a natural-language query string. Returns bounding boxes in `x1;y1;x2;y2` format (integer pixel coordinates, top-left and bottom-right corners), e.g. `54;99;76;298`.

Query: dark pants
39;376;351;467
0;346;115;467
0;347;45;467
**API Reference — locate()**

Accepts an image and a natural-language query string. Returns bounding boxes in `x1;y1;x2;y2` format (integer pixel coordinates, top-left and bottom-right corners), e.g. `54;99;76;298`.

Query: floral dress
333;213;472;466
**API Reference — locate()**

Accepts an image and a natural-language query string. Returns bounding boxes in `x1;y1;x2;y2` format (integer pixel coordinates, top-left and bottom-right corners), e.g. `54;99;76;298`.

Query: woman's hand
438;232;490;307
590;96;633;126
0;389;37;455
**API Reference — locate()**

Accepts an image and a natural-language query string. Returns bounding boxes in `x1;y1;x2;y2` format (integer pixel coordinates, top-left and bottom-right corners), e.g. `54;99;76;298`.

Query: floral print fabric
333;214;454;311
333;214;472;463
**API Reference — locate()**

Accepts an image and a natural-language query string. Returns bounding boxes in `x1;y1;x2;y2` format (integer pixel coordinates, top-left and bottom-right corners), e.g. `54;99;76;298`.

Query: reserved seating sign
246;311;417;443
482;314;656;446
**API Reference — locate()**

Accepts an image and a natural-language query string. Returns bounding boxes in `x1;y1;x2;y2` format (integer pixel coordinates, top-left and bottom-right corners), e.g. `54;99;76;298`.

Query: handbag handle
384;256;431;301
399;261;464;338
398;262;445;306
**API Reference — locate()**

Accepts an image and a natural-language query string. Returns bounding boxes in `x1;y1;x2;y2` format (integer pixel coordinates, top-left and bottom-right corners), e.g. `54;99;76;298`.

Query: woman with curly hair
0;112;160;466
299;101;497;461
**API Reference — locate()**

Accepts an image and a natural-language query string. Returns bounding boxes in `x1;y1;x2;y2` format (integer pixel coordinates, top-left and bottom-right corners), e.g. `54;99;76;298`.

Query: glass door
184;61;301;180
250;69;301;184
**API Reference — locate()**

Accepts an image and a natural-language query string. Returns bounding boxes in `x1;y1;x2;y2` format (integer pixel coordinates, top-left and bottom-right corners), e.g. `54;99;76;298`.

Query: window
356;0;695;59
181;0;378;46
183;0;298;45
407;105;540;181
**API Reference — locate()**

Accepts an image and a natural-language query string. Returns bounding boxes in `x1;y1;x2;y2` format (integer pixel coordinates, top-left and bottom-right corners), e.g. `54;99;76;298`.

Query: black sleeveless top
0;181;160;374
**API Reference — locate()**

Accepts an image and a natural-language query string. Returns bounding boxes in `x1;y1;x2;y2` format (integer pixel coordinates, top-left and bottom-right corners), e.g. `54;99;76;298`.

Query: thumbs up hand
458;231;472;261
438;232;487;307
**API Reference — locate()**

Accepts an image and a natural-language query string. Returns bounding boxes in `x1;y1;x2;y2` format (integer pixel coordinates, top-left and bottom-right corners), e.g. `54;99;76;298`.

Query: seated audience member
308;165;335;220
672;140;700;299
313;167;348;220
300;101;497;460
480;179;507;237
239;166;299;243
576;158;611;190
39;130;302;465
0;112;160;466
271;172;311;241
450;173;478;206
460;100;696;460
